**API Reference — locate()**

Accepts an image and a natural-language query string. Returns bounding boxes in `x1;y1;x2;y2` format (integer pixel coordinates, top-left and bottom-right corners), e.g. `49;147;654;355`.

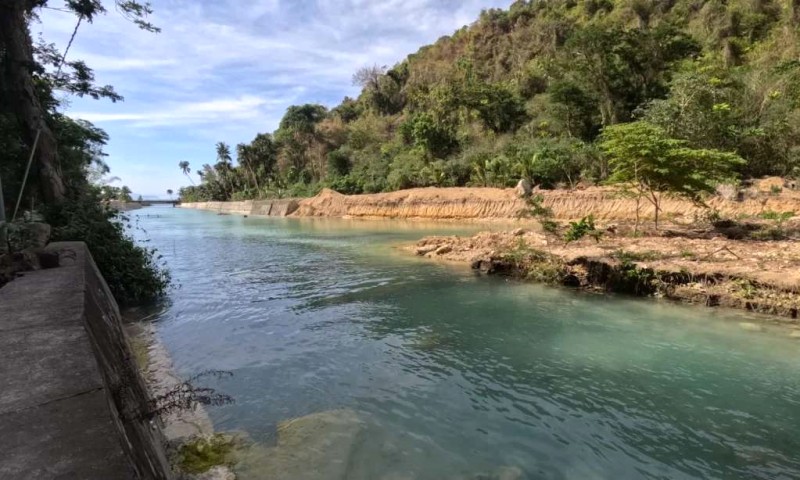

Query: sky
37;0;512;199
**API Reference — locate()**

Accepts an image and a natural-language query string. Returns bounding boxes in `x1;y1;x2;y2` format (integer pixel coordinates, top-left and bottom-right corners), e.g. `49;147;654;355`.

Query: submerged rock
416;245;438;256
7;222;51;251
435;245;453;255
739;322;764;332
236;409;365;480
193;466;236;480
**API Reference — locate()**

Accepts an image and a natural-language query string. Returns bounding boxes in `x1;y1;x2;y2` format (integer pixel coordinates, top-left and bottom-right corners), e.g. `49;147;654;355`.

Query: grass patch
176;434;238;474
612;249;663;262
499;238;568;284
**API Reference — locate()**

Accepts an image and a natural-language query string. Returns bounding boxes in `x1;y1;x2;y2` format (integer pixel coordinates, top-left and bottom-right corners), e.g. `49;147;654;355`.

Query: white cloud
71;95;286;127
35;0;512;197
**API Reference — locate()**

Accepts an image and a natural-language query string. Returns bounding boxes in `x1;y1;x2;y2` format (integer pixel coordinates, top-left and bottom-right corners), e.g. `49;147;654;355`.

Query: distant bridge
131;200;181;207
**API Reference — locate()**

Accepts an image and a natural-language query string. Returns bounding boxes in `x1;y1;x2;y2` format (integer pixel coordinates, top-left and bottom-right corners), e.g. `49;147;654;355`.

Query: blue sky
38;0;511;198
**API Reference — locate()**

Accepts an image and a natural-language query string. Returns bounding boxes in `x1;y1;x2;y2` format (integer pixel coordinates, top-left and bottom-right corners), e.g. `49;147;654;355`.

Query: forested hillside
181;0;800;201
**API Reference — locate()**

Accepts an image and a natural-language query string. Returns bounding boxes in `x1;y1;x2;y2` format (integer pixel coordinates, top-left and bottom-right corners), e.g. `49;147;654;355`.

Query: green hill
183;0;800;201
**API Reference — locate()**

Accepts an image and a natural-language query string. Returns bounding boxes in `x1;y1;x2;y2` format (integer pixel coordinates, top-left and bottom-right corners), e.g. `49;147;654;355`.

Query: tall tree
0;0;157;205
178;160;194;185
236;143;259;193
214;141;233;196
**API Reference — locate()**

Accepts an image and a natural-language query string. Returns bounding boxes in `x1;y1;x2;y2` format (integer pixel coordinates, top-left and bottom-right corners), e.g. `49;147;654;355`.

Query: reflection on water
133;207;800;479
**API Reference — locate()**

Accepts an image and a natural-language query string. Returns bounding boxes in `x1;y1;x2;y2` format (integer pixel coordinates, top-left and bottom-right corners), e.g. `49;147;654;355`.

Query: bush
326;174;363;195
564;215;602;243
45;191;170;306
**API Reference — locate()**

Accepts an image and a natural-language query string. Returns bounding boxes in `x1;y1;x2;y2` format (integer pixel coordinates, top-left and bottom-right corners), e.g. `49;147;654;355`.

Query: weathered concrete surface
0;242;171;479
180;198;299;217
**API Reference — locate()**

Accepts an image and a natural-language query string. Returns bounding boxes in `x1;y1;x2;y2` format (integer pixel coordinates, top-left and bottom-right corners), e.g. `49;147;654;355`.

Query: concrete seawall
180;198;299;217
0;242;171;479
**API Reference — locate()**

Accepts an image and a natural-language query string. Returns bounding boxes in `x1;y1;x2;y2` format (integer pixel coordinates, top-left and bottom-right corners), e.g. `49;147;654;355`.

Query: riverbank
126;320;238;479
179;183;800;322
0;242;171;479
180;179;800;222
409;227;800;325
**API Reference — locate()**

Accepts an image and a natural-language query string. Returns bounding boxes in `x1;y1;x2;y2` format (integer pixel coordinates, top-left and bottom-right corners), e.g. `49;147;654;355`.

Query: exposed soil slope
291;181;800;222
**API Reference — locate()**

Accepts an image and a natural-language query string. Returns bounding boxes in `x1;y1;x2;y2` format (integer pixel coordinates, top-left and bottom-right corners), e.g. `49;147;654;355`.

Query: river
132;206;800;479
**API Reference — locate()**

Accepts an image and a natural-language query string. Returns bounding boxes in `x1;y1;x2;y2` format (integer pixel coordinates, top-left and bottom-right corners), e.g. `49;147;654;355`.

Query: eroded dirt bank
182;180;800;222
409;229;800;325
294;183;800;221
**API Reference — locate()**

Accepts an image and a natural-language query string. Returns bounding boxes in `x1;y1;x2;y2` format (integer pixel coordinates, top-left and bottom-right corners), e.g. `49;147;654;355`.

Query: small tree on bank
600;121;744;230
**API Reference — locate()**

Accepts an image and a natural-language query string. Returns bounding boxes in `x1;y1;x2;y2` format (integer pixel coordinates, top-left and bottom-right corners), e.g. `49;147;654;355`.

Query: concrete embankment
0;242;171;479
180;182;800;222
180;198;299;217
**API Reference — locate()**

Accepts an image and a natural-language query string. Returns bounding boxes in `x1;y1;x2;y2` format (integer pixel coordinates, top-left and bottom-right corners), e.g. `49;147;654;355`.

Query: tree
120;185;132;202
178;161;194;185
248;133;278;186
0;0;157;205
600;122;745;230
166;189;173;200
214;142;234;196
236;143;259;193
274;104;328;180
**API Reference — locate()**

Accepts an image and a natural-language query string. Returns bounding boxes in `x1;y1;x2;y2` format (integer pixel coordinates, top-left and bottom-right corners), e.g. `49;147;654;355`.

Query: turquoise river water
133;206;800;480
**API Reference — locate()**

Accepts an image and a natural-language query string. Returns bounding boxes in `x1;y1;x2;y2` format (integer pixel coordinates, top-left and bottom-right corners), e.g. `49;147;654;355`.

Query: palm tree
179;161;195;185
167;189;174;200
236;143;260;194
215;142;234;198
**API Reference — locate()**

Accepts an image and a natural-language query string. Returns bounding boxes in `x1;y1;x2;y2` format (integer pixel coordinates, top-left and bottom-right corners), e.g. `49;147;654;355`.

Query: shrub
758;210;794;224
564;215;602;243
45;192;170;306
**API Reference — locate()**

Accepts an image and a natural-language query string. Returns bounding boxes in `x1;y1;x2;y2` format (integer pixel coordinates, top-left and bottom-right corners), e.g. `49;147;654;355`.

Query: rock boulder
514;179;532;199
7;222;51;251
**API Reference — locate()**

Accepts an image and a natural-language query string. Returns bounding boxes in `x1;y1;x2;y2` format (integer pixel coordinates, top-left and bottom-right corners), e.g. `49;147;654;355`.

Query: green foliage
608;261;658;296
519;194;560;234
501;240;568;284
400;112;458;158
564;215;602;243
45;192;170;305
613;249;663;263
758;210;794;225
170;0;800;202
176;434;237;474
601;121;745;228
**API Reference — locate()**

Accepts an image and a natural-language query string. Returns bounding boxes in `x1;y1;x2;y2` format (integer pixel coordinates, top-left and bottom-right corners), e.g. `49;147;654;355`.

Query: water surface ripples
135;208;800;479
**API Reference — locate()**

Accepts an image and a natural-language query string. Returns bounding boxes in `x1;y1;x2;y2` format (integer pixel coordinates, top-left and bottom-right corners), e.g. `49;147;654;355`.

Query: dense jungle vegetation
181;0;800;202
1;1;170;304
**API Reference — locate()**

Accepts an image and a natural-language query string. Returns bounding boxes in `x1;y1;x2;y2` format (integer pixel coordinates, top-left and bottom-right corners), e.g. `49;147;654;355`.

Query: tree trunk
0;1;66;205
